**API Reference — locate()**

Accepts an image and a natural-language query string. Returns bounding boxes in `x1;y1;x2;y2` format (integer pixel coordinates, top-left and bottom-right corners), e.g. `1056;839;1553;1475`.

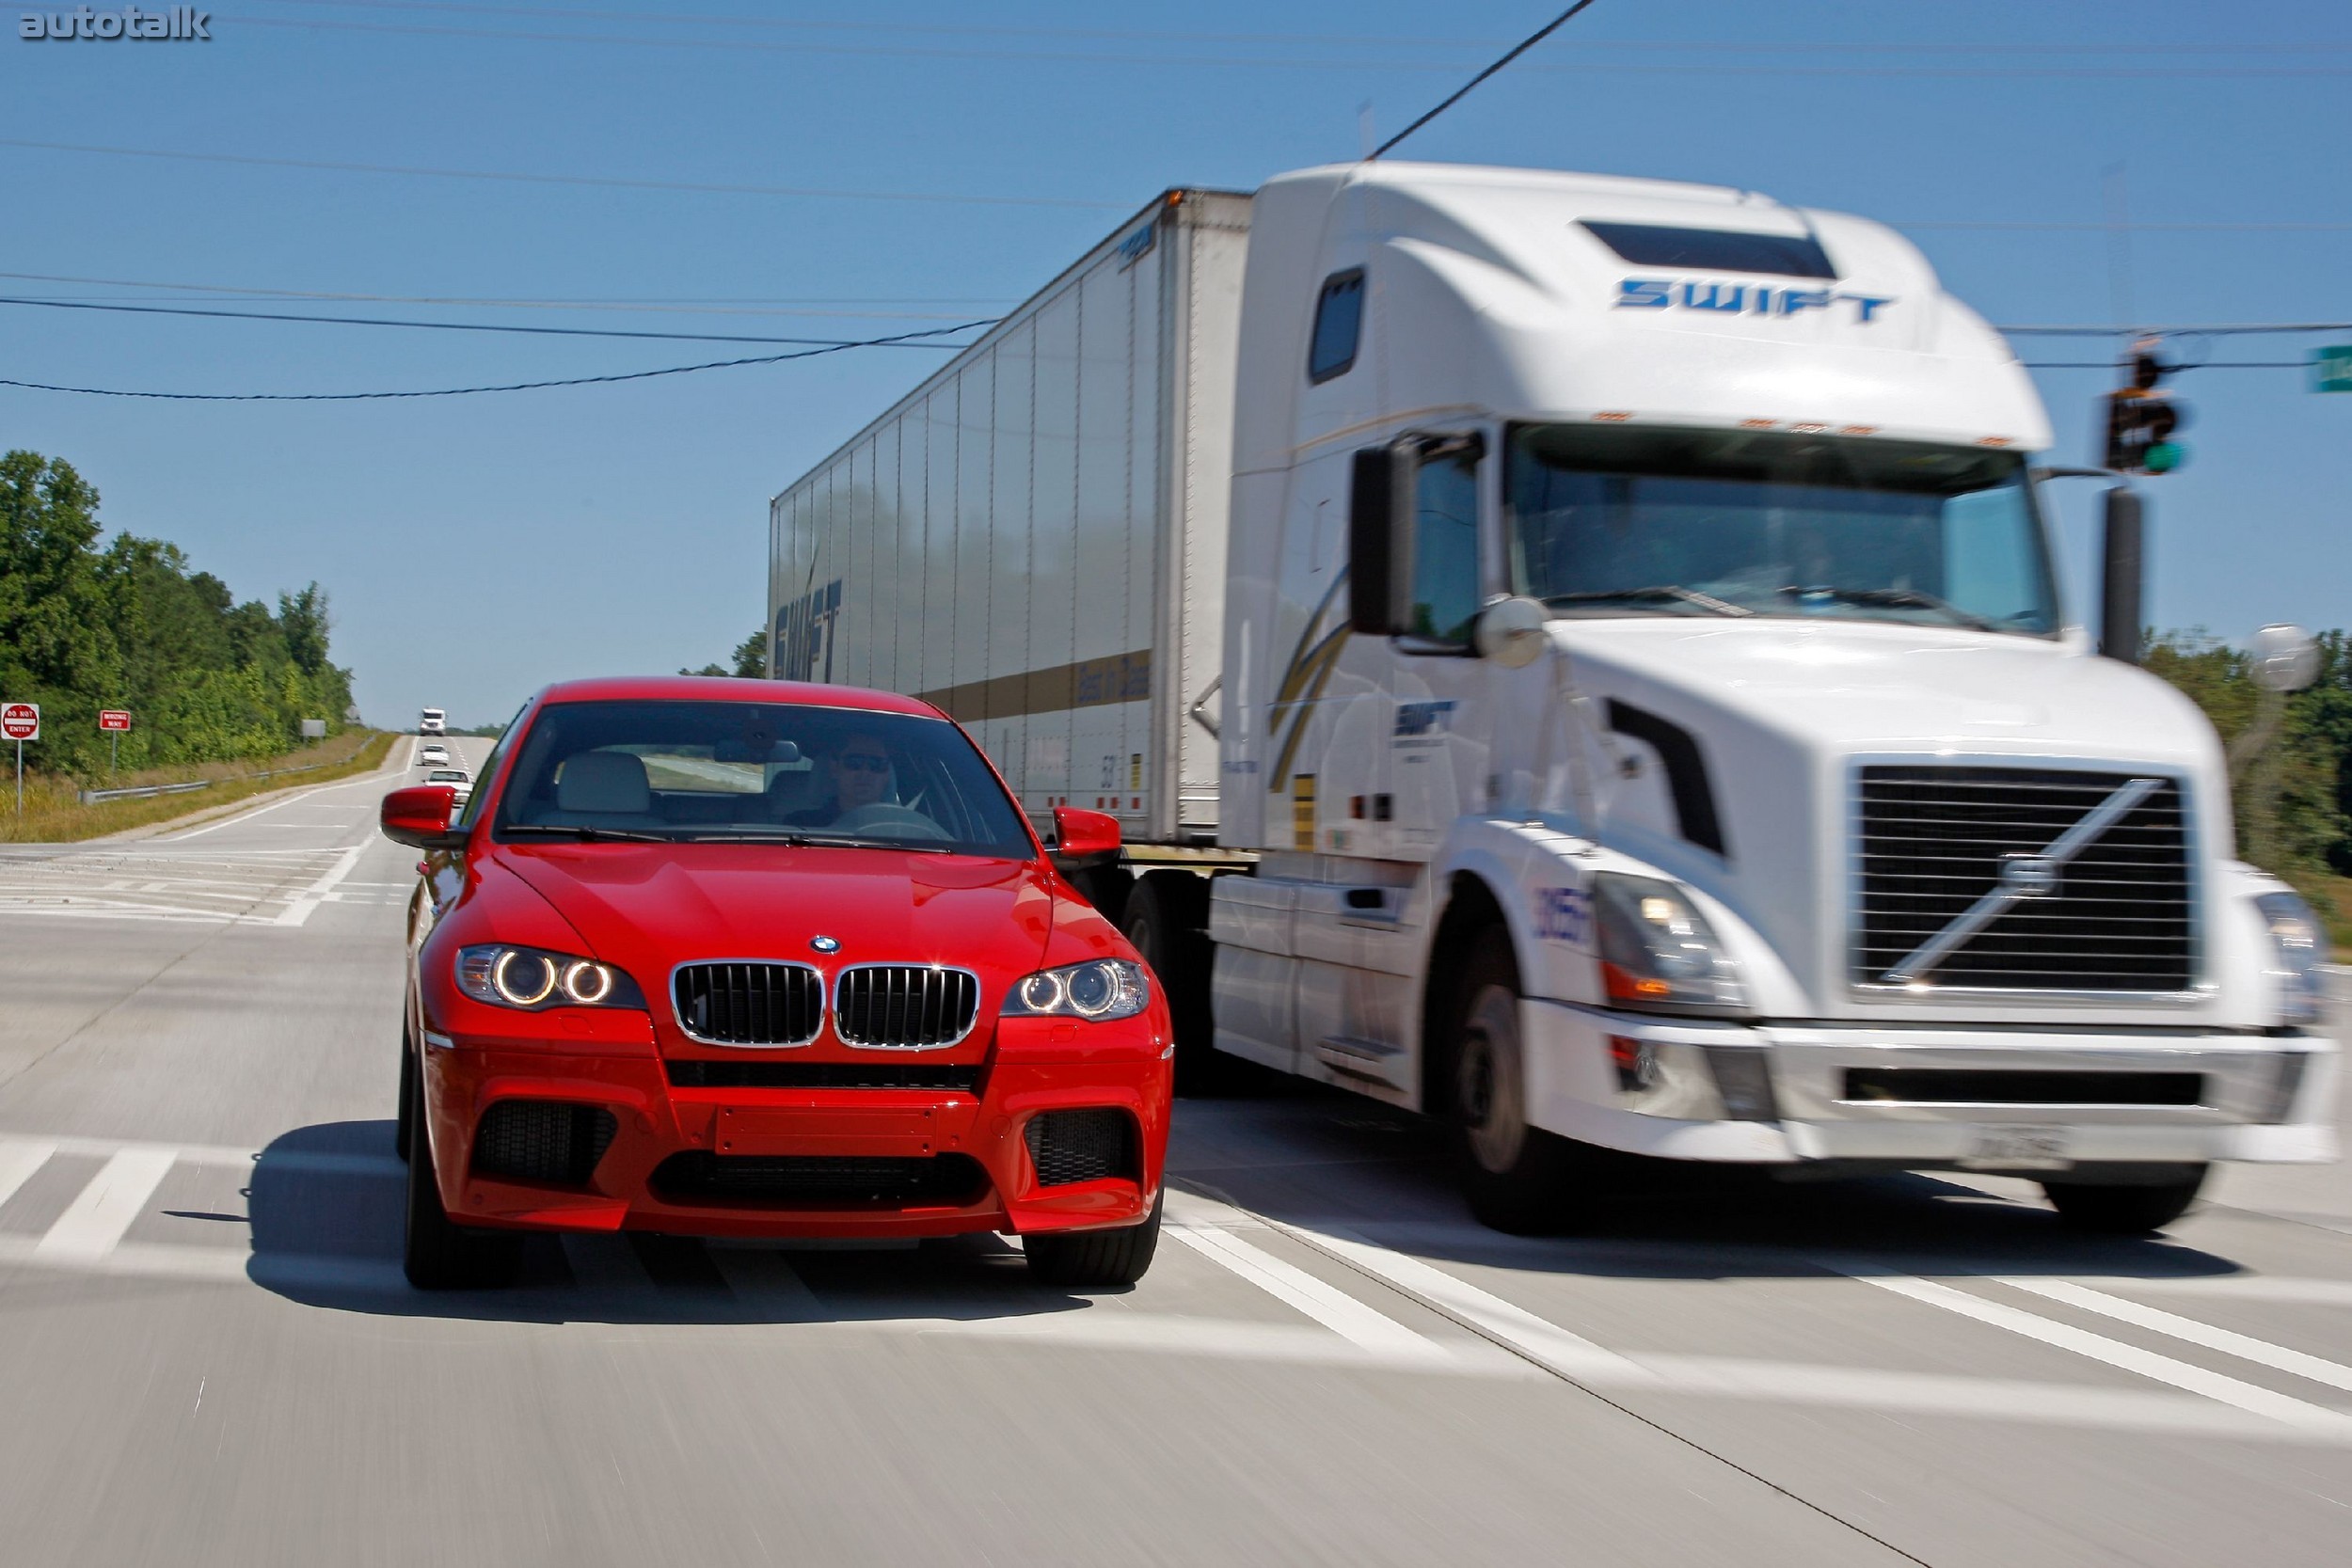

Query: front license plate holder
717;1104;941;1158
1959;1125;2073;1172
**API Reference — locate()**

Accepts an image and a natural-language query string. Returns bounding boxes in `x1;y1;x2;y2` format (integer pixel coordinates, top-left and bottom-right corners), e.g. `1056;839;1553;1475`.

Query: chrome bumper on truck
1520;997;2340;1169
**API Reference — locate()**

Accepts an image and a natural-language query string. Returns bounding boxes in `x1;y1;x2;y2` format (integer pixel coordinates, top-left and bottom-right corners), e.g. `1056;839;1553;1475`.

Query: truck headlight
455;944;645;1012
1592;874;1747;1017
2254;892;2327;1027
1004;959;1151;1022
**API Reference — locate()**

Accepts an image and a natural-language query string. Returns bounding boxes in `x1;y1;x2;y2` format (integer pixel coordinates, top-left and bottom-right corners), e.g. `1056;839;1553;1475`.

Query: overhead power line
1999;322;2352;336
1372;2;1603;160
0;325;995;402
0;138;1126;211
0;294;994;346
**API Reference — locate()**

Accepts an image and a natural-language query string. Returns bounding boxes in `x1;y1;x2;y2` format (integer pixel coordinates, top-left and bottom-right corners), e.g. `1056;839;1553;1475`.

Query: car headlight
1591;873;1747;1016
2254;891;2328;1027
455;944;645;1011
1003;958;1151;1022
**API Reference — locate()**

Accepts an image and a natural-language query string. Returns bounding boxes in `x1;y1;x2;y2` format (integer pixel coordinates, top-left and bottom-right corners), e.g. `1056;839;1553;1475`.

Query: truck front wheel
2039;1164;2208;1235
1450;932;1581;1234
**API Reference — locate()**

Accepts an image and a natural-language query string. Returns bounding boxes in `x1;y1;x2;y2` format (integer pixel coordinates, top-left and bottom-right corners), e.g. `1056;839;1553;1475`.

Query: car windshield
491;699;1034;857
1507;424;2058;635
426;770;468;783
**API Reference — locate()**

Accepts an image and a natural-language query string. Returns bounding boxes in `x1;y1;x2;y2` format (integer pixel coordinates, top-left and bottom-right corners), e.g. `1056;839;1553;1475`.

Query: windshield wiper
1777;585;1997;631
1546;585;1753;618
672;830;954;852
501;824;674;844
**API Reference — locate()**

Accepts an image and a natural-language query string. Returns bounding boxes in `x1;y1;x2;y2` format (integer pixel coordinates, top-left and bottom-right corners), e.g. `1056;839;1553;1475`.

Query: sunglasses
836;754;890;773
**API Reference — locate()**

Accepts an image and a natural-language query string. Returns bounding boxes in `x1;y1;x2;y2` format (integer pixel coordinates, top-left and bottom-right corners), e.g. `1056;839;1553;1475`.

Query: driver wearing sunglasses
781;733;892;826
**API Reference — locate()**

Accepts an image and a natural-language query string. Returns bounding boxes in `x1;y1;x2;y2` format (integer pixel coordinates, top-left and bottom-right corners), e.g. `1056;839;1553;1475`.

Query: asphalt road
0;740;2347;1566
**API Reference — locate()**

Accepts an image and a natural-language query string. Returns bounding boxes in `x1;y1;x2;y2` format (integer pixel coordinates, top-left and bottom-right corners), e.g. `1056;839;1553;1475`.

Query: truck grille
648;1152;988;1208
470;1101;616;1186
833;965;980;1048
1853;766;2194;994
673;962;822;1046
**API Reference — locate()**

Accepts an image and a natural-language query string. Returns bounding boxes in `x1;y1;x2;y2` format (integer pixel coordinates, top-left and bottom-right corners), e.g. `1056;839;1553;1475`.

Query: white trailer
767;190;1248;848
772;162;2336;1234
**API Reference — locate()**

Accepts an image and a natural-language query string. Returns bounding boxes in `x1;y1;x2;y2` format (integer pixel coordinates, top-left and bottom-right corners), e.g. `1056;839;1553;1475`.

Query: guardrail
76;756;342;806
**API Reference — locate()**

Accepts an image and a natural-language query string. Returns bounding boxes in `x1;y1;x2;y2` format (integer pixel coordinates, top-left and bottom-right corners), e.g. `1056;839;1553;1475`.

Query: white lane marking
928;1311;1528;1376
158;765;401;842
0;1132;398;1175
273;843;368;927
2122;1276;2352;1307
1846;1270;2352;1435
1163;1218;1447;1361
33;1148;180;1260
1275;1218;1647;1382
0;1141;59;1211
2000;1277;2352;1396
0;1233;251;1281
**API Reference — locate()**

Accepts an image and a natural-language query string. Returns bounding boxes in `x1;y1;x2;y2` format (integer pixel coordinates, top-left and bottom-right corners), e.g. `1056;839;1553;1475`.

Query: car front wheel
1024;1191;1163;1288
403;1057;519;1290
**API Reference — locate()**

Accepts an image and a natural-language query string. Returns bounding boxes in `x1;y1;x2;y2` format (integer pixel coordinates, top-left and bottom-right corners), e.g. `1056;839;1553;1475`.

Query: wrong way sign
99;710;132;732
2;703;38;742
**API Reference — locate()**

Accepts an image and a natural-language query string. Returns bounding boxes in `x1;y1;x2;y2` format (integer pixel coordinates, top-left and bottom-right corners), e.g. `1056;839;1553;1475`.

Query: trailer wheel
2040;1165;2207;1234
1449;930;1581;1234
1123;873;1228;1096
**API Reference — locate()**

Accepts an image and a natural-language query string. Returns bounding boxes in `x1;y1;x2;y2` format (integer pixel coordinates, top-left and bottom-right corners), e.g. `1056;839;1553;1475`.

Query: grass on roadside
0;730;396;845
2316;875;2352;955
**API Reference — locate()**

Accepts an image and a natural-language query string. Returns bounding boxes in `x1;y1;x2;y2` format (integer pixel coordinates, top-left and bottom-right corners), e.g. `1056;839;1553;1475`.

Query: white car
422;768;471;807
418;744;451;768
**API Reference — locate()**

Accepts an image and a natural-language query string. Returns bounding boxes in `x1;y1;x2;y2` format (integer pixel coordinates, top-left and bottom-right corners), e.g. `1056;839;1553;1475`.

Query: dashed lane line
1844;1268;2352;1437
33;1148;179;1261
0;1141;59;1211
1164;1206;1453;1364
1999;1276;2352;1396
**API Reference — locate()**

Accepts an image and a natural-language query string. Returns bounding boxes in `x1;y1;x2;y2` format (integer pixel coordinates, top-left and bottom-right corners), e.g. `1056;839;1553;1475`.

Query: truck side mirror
1474;596;1550;668
2099;484;2145;664
1348;441;1419;635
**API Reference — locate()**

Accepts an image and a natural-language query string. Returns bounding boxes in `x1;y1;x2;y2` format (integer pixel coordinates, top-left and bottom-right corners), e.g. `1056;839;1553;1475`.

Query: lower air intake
470;1101;617;1185
1024;1108;1138;1187
648;1152;989;1208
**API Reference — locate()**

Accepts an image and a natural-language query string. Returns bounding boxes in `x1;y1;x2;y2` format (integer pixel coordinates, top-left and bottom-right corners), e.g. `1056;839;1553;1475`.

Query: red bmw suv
380;677;1171;1290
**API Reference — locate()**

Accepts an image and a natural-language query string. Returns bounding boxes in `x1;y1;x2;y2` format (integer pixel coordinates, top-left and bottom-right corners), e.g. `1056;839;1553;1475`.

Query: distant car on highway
417;743;451;768
422;768;471;808
378;675;1169;1291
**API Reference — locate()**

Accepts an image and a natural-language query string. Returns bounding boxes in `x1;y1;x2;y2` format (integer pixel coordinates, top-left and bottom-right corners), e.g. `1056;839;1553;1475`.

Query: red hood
494;843;1059;1055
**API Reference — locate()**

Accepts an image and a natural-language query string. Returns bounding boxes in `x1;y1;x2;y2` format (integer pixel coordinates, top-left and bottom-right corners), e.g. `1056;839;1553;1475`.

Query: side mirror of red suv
1051;805;1121;861
381;784;468;851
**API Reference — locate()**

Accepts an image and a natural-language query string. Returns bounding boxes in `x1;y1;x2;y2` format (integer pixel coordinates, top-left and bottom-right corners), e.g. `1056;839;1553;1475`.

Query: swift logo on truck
1617;279;1893;324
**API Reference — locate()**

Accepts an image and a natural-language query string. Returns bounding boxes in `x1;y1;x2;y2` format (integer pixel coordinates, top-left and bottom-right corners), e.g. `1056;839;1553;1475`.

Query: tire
1447;929;1583;1235
403;1054;519;1290
394;1021;416;1164
1024;1191;1163;1288
1123;874;1227;1096
2040;1164;2208;1235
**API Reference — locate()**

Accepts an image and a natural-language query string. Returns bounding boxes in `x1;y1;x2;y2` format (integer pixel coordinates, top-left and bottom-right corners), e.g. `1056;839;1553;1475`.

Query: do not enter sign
2;704;38;742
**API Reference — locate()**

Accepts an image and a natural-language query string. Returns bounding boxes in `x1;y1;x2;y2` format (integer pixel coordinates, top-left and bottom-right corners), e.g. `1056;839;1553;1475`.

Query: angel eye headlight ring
492;949;557;1006
1016;972;1066;1013
561;960;614;1006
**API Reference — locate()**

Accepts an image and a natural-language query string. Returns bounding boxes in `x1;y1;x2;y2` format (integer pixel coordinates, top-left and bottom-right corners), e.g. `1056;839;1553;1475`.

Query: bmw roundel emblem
809;935;841;954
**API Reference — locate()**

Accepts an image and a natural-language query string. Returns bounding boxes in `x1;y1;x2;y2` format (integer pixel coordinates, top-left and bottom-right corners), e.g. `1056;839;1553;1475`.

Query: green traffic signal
2141;441;2185;474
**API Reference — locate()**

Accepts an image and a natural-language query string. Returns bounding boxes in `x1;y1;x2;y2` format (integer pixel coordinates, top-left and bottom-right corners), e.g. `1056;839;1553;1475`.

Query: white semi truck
769;162;2335;1232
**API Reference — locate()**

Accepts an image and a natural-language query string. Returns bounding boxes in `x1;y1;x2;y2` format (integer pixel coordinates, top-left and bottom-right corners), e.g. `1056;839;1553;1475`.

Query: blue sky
2;0;2346;727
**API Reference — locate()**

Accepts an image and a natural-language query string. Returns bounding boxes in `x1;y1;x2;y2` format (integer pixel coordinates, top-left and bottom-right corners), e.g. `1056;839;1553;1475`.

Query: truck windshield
1506;425;2058;635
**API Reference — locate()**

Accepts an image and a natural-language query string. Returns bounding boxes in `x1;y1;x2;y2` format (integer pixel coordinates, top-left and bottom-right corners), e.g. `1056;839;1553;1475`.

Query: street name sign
2;704;39;742
99;710;133;732
2315;346;2352;393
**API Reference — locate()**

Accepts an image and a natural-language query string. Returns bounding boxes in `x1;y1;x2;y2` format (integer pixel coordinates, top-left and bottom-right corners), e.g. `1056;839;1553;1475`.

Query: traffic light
2101;339;2189;474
